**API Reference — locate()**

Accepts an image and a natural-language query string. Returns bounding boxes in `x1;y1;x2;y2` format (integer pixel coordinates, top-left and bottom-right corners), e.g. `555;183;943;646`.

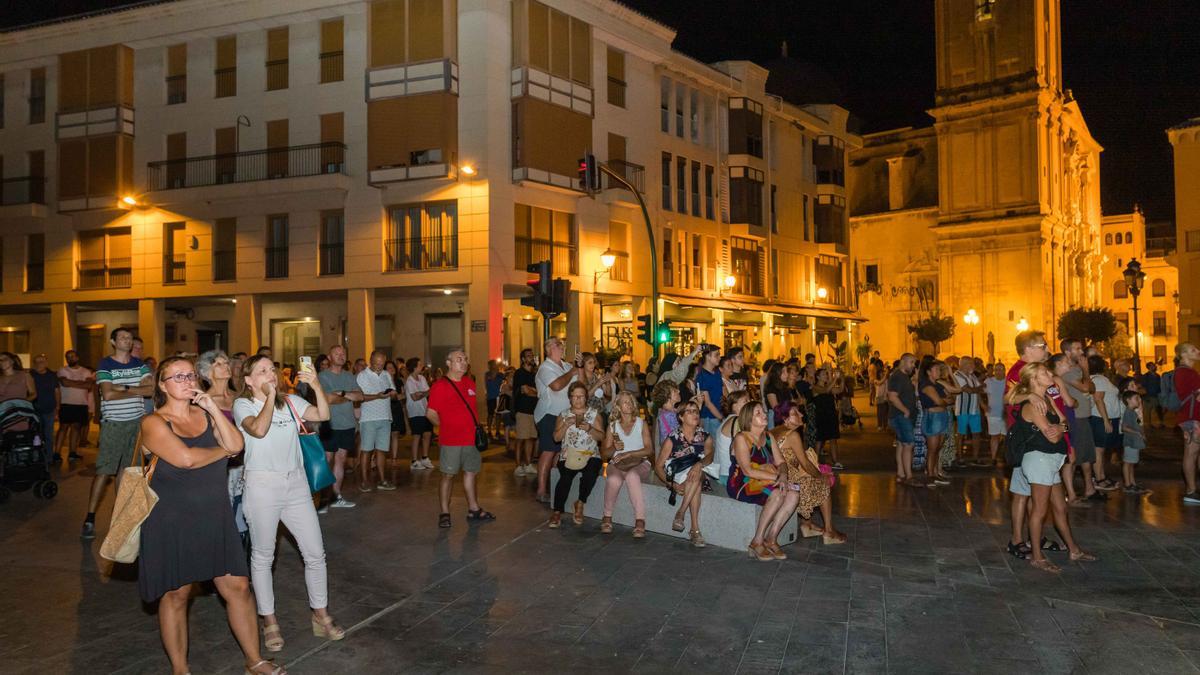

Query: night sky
7;0;1199;221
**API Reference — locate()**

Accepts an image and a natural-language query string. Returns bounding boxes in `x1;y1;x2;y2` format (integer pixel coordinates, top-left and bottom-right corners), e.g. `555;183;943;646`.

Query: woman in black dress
140;356;283;675
812;367;844;470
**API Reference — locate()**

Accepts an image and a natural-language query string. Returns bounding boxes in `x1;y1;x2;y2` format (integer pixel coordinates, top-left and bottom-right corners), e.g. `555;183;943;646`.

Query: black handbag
447;377;489;452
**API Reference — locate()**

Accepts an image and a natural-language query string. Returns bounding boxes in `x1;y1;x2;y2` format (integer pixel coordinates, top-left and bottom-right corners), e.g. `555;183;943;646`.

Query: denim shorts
1021;450;1065;486
890;415;915;444
1008;466;1031;496
1123;446;1141;464
957;412;981;434
922;410;950;436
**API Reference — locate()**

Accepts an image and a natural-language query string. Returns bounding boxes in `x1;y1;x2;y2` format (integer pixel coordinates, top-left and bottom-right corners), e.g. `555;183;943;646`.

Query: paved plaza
3;427;1200;674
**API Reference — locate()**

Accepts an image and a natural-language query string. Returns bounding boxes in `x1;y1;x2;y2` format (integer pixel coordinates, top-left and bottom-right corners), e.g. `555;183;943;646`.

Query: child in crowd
1120;390;1149;495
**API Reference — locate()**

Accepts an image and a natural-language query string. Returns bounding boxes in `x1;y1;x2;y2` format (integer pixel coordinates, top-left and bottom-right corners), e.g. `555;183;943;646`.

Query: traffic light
578;153;600;193
520;260;551;313
656;319;672;345
637;314;653;345
550;278;572;316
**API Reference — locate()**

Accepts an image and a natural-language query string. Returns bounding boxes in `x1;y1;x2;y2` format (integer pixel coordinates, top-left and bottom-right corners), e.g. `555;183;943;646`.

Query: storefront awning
662;294;867;325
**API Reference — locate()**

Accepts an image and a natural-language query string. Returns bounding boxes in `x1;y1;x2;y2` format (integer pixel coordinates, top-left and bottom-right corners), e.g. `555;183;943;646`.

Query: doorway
270;319;323;368
195;321;228;354
425;313;464;372
75;325;106;369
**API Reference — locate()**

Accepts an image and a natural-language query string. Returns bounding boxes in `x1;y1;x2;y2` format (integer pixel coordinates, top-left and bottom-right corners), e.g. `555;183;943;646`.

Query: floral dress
774;431;831;519
663;425;707;484
727;432;775;505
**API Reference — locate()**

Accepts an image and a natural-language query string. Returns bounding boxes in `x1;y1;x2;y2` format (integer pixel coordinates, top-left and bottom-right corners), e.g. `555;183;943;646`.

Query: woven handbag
100;432;159;564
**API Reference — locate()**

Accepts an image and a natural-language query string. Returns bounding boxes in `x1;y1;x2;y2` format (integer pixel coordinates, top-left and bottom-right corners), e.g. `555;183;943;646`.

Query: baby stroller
0;399;58;503
838;396;863;430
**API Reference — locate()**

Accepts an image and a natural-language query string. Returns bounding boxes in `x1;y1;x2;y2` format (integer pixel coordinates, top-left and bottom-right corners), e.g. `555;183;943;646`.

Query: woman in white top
600;391;653;537
549;382;604;529
234;355;342;653
404;357;433;470
706;389;751;485
1089;354;1123;484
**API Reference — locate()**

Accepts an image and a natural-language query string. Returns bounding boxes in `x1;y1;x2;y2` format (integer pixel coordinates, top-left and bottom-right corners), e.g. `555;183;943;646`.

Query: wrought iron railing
166;74;186;104
265;59;288;91
77;258;131;289
605;159;644;193
319;243;344;276
265;246;288;279
384;236;458;272
212;249;236;281
319;51;343;83
1;177;45;205
164;253;186;284
214;67;236;98
147;142;346;191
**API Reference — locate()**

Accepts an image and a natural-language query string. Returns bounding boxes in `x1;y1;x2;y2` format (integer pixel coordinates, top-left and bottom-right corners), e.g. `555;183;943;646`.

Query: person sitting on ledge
728;402;789;561
770;401;845;545
654;399;712;548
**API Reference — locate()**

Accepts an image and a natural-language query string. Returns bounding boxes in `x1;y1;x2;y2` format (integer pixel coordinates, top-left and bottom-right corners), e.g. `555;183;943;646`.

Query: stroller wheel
39;481;58;499
31;481;44;499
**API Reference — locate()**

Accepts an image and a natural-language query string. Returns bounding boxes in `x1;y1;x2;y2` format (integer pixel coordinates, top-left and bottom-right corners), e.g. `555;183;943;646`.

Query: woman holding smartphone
404;357;434;470
549;382;605;528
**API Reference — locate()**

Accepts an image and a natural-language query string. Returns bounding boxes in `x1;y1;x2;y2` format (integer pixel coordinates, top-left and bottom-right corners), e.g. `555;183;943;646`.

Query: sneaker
377;481;397;491
421;458;435;469
359;484;374;493
411;460;428;471
514;465;526;476
1086;491;1108;502
832;462;845;471
1183;492;1200;505
933;476;951;486
80;522;96;539
330;496;357;508
317;504;330;514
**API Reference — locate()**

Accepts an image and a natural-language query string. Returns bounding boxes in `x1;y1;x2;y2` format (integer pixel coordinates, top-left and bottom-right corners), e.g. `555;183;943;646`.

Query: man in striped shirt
81;328;154;540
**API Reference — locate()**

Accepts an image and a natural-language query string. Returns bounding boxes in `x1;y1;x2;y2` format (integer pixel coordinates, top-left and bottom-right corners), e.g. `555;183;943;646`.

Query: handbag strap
128;421;160;482
445;377;482;427
282;395;314;437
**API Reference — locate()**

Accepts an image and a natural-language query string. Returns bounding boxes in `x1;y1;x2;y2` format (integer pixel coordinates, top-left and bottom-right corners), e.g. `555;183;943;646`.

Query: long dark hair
239;354;286;409
153;355;194;409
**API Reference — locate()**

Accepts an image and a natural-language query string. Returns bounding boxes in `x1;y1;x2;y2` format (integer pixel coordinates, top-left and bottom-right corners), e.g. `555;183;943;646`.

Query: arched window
1152;278;1166;297
1125;232;1133;244
1113;280;1128;299
1104;233;1113;245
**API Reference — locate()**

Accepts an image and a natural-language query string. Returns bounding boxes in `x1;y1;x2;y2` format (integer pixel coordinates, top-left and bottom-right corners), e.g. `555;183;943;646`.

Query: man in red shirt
1173;343;1200;504
427;348;495;527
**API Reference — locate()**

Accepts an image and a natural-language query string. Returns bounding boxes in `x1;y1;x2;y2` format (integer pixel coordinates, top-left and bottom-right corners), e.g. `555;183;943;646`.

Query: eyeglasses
162;372;198;383
1031;344;1047;349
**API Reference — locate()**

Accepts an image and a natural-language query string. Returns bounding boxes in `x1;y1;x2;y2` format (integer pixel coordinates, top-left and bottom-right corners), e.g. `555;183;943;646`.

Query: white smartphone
299;355;313;372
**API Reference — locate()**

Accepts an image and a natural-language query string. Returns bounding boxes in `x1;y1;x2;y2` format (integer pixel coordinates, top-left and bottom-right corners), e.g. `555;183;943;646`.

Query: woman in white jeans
234;355;343;652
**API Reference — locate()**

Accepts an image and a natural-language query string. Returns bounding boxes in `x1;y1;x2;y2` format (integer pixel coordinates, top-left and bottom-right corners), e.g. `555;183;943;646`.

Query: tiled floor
2;426;1199;674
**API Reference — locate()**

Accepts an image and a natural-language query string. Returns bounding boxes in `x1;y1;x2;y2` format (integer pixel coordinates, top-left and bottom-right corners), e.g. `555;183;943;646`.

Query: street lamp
963;308;980;357
721;273;737;296
593;248;617;287
817;286;828;300
1123;258;1147;373
1016;317;1029;332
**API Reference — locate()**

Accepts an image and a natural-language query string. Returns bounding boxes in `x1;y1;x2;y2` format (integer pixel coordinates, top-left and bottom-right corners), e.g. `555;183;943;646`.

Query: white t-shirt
404;374;429;417
1091;374;1122;419
534;358;575;421
233;394;310;473
953;371;980;416
57;365;93;406
357;368;394;422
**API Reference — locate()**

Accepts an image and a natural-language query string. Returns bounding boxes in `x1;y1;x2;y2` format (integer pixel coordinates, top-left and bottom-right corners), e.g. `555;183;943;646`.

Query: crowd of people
5;321;1198;672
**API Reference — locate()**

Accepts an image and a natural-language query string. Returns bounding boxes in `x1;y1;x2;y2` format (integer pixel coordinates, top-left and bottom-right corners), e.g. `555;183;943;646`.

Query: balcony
384;236;458;272
213;249;236;282
604;159;644;193
266;59;288;91
164;253;186;285
265;246;289;279
146;142;346;192
1146;236;1176;258
1;177;46;205
77;258;131;290
25;263;44;292
215;67;236;98
166;75;186;104
319;243;344;276
320;51;343;83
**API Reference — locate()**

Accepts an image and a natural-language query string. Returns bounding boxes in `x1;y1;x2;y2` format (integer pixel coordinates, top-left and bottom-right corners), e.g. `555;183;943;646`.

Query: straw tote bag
100;434;159;564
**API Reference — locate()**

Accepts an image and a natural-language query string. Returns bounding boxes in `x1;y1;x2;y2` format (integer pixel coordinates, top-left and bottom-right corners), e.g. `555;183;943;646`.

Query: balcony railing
215;67;236;98
384;236;458;272
1146;236;1176;257
166;75;186;104
319;243;344;276
609;251;629;282
266;59;288;91
319;51;343;83
164;253;186;284
29;96;45;124
1;177;46;205
265;246;288;279
605;159;644;193
25;263;44;292
515;237;578;276
77;258;132;289
213;249;236;281
147;142;346;191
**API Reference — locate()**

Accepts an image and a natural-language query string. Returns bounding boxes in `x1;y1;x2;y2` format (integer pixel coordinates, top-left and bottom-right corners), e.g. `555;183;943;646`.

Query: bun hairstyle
1005;361;1050;405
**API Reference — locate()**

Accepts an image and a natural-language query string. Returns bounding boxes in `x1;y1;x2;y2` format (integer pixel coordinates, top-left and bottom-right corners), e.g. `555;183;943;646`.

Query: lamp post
593;248;616;288
1123;258;1146;374
1016;317;1029;332
963;308;980;357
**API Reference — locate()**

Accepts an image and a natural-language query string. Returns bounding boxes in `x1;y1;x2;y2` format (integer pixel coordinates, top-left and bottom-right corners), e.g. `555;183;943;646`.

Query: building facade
1168;118;1200;348
848;0;1102;364
1099;209;1178;365
0;0;861;388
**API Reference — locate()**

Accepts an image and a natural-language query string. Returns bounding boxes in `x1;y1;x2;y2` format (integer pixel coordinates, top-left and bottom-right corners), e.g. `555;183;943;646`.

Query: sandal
466;509;496;522
600;515;613;534
1030;558;1061;573
1038;537;1064;552
747;542;773;561
311;614;345;641
438;513;451;529
689;530;706;548
246;659;286;675
822;530;847;545
261;623;284;653
632;518;646;538
1006;542;1029;560
1069;550;1097;562
765;541;788;560
671;514;685;532
799;522;823;539
548;512;562;529
572;500;584;526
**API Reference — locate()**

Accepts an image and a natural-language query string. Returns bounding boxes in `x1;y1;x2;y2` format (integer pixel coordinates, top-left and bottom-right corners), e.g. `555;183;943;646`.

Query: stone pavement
2;426;1200;674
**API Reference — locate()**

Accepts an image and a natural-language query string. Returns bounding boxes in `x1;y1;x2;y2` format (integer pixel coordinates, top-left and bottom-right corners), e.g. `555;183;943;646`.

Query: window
690;161;701;217
607;221;629;282
0;74;5;128
1115;312;1128;329
513;203;575;275
314;210;345;276
265;214;289;279
163;222;186;284
1153;311;1167;337
814;135;846;185
661;152;671;211
674;82;685;138
319;19;344;83
164;44;187;104
25;234;44;292
1151;278;1166;297
1188;230;1200;253
816;255;844;304
1125;232;1133;244
676;157;686;214
1112;279;1128;299
662;227;673;286
729;236;763;296
689;89;699;142
213;218;237;281
28;68;45;124
660;77;670;133
606;47;625;108
77;228;132;289
803;194;810;240
516;1;590;85
1104;233;1113;246
385;202;458;272
704;165;714;220
771;249;779;296
770;185;778;233
265;27;289;91
864;264;879;286
729;166;764;226
728;98;763;158
215;36;237;98
814;194;847;245
1155;345;1168;363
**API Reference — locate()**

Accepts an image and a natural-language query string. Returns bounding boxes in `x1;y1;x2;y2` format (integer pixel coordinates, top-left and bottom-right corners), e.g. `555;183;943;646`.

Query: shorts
891;415;915;445
1105;418;1123;451
1021;450;1065;486
322;427;356;453
536;414;561;454
359;419;391;451
439;445;482;475
1087;416;1107;454
59;404;88;425
922;410;950;436
487;398;497;416
1069;417;1096;464
96;418;142;476
986;417;1005;437
1123;446;1141;464
408;415;432;435
1008;466;1031;497
1182;419;1200;442
391;414;407;435
957;412;981;435
515;412;537;440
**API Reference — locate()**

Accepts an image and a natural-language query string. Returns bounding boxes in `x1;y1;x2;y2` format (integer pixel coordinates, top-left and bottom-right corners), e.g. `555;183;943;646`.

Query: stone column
49;302;76;369
138;299;167;361
345;288;376;362
230;294;262;354
467;276;502;414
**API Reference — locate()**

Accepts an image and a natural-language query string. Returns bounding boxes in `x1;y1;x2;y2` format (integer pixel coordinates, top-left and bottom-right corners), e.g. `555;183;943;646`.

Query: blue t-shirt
1141;372;1161;397
485;371;502;400
696;367;723;419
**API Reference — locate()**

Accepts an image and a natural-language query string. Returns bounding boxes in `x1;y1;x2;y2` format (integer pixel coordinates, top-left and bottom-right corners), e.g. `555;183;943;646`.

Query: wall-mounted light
1016;317;1029;331
460;164;477;176
723;274;736;290
442;289;453;295
817;287;829;300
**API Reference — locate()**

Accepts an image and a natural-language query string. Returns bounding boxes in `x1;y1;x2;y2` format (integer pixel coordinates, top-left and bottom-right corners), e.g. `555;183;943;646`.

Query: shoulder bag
100;430;159;564
285;396;335;493
446;378;489;452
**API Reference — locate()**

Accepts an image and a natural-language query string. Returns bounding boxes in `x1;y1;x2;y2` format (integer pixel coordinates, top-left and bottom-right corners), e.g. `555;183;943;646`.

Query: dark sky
8;0;1200;221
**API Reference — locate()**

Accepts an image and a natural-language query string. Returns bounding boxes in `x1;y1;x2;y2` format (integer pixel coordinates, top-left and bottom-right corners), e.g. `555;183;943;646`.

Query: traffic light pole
596;164;660;360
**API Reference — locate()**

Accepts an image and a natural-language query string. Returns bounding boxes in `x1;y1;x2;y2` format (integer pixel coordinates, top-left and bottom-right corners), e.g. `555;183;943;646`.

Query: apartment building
1168;118;1200;348
0;0;859;384
1100;210;1179;365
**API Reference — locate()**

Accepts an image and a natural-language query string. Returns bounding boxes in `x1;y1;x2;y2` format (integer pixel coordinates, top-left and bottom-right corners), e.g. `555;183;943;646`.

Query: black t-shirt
513;366;537;415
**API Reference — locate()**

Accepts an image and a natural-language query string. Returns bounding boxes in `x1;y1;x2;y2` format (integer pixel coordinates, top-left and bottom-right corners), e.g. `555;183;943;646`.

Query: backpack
1163;369;1199;416
1004;420;1034;467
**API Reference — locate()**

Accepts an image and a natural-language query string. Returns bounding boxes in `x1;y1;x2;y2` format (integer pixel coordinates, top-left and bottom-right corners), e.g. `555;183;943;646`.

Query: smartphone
299;355;313;372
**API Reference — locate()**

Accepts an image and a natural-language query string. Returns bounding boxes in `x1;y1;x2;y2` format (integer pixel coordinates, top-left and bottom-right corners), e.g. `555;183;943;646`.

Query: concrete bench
550;467;798;551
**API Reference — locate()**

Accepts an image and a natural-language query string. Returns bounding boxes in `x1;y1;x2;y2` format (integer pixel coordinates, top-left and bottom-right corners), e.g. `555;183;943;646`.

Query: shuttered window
320;19;344;83
266;27;288;91
166;44;187;104
215;36;237;98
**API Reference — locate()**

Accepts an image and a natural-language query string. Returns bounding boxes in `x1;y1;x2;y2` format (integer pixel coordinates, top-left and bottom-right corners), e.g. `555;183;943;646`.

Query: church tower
929;0;1101;344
